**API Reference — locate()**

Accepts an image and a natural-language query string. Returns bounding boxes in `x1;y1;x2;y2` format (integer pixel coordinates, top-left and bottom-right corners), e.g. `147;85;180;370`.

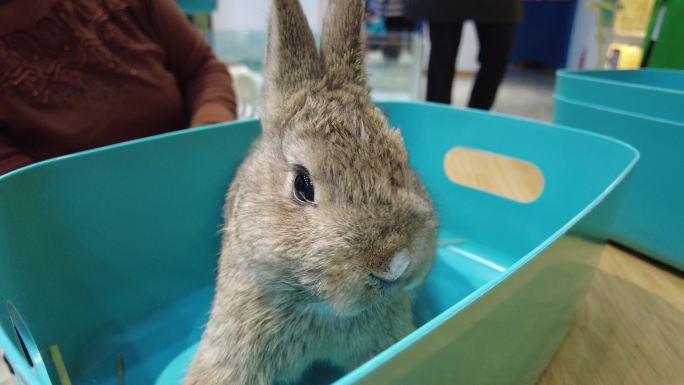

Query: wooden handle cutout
444;147;544;203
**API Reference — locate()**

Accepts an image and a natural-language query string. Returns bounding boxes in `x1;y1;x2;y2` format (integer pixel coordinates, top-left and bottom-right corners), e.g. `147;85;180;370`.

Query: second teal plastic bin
0;102;638;385
555;69;684;271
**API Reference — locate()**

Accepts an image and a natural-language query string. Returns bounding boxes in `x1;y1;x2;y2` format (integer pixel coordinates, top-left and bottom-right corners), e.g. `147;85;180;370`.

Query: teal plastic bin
175;0;217;14
555;69;684;271
0;102;638;385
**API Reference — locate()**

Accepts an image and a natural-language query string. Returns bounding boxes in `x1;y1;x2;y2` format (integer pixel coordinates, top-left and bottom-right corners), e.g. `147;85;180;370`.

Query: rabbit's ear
320;0;366;88
264;0;321;113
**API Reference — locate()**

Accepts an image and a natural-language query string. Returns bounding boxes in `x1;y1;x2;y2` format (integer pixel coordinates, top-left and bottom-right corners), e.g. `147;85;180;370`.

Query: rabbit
183;0;437;384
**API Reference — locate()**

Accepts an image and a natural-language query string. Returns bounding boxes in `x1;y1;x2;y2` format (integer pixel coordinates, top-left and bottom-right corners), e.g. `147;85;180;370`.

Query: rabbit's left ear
264;0;321;123
320;0;366;88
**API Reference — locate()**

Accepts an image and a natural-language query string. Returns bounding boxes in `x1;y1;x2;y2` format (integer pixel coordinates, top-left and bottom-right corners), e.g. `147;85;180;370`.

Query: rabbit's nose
371;249;410;283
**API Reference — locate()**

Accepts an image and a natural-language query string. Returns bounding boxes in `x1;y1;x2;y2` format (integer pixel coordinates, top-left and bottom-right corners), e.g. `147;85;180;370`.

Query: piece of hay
48;345;71;385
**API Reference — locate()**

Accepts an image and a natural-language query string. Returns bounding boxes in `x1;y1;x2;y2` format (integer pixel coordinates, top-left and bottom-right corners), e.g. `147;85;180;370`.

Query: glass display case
177;0;425;119
210;30;423;119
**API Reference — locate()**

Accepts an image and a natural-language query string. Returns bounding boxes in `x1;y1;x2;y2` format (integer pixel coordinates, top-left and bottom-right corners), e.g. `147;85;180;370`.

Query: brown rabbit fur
183;0;437;384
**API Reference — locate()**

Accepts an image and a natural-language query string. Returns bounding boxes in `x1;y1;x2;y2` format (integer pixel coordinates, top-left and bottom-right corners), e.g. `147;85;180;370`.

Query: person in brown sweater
0;0;237;175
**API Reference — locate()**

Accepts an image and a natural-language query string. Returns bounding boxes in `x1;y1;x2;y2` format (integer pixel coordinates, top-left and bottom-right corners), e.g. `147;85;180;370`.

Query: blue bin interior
0;102;638;385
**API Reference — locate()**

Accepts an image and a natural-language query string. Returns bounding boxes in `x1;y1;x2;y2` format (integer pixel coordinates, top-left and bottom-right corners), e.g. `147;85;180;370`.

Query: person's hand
189;104;237;128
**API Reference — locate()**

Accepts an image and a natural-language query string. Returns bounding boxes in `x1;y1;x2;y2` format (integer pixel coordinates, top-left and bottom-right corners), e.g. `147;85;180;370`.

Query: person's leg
469;22;517;110
383;16;413;61
426;21;463;104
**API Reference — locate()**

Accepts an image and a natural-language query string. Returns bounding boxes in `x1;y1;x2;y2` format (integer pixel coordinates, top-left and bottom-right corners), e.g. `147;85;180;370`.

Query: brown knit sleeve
145;0;237;126
0;136;34;175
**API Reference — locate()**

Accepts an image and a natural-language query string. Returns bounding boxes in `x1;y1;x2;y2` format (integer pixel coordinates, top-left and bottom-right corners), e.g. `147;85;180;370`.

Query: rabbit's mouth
368;274;415;293
366;248;427;294
368;274;402;289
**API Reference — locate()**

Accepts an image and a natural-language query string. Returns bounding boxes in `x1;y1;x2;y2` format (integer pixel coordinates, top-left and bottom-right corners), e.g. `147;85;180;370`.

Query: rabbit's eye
293;167;315;204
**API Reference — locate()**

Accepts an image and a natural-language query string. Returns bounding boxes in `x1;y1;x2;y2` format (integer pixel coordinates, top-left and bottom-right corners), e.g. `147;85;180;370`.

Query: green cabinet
643;0;684;69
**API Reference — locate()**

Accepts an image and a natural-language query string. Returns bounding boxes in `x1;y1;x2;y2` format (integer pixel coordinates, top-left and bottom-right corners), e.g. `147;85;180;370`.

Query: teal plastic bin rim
0;102;640;385
1;329;39;385
553;94;684;128
555;69;684;124
557;69;684;95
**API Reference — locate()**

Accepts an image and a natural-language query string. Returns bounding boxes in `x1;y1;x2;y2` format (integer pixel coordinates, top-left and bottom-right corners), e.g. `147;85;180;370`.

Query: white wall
566;0;601;69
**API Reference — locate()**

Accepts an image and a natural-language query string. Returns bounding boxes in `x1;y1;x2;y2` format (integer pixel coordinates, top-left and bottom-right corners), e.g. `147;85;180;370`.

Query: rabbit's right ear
263;0;321;126
320;0;366;89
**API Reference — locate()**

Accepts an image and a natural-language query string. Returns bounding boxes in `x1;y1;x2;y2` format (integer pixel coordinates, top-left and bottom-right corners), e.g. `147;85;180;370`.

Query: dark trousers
426;21;517;110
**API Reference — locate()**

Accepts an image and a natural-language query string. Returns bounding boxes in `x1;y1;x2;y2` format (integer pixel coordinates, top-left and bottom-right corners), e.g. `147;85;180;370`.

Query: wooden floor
537;244;684;385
